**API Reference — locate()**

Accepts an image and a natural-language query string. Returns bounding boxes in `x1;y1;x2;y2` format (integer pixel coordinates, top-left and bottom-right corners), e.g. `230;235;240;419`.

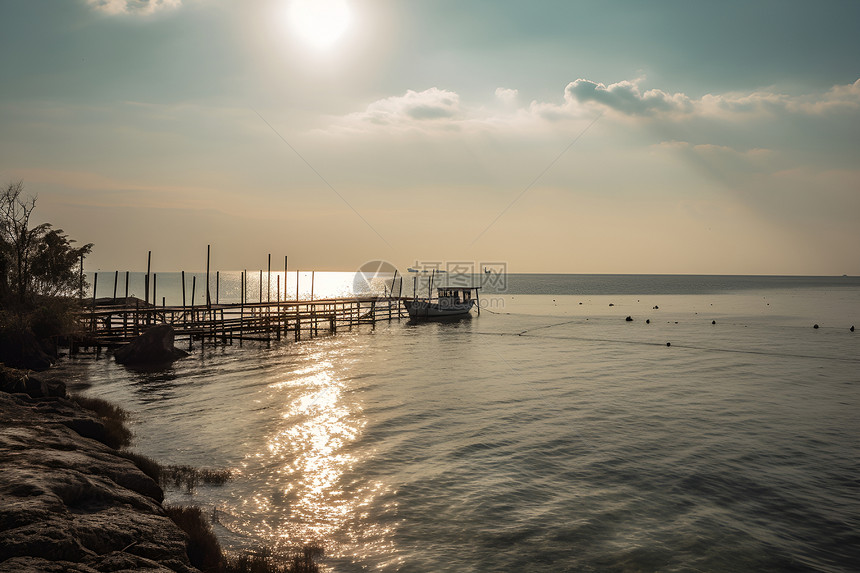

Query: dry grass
167;504;323;573
224;546;323;573
71;394;133;449
161;464;233;491
165;505;224;573
118;450;162;483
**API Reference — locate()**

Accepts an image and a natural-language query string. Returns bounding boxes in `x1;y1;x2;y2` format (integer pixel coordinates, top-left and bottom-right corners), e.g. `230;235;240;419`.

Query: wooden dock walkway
80;296;408;349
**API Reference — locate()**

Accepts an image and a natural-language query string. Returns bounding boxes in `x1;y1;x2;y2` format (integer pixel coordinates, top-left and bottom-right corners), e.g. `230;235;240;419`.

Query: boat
404;286;481;319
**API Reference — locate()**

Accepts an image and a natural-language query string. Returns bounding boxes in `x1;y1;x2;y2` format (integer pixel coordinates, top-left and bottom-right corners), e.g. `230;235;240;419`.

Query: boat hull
403;299;475;319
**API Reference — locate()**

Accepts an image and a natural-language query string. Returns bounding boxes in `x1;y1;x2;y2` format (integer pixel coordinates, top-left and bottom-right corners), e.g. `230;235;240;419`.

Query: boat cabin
436;286;479;304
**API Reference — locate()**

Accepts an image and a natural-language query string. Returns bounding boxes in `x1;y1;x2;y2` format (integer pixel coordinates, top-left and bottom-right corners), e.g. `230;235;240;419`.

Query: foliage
0;180;93;307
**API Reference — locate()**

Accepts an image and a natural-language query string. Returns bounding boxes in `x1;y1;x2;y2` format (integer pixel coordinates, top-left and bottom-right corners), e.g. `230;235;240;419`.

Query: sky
1;0;858;275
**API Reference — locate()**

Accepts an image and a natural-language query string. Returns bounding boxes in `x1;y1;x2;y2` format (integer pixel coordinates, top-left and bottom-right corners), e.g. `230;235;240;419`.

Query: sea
54;273;860;572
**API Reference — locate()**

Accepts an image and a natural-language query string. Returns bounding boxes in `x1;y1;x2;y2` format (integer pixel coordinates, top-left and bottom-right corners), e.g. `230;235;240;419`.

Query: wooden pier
80;296;408;349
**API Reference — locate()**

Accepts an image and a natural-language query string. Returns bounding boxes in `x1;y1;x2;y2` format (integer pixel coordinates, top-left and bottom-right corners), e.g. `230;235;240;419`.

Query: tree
0;180;92;306
30;227;93;298
0;180;38;303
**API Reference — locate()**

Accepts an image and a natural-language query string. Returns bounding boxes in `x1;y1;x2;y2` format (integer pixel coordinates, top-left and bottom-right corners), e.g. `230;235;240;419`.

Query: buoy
646;319;650;324
653;305;659;309
712;320;716;325
625;316;633;322
666;342;671;347
850;326;855;332
813;324;819;329
609;303;614;307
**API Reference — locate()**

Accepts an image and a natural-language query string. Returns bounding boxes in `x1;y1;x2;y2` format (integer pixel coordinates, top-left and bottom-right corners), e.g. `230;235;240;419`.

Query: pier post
206;245;211;309
145;251;151;307
191;276;196;321
152;274;157;322
239;271;245;347
91;273;98;333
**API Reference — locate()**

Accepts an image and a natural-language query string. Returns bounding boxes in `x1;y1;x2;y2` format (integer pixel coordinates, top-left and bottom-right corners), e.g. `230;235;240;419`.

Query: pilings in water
82;295;406;349
77;247;407;353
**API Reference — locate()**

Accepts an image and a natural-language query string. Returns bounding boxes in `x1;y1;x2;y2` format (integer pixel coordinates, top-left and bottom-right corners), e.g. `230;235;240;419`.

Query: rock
113;325;188;367
0;366;65;399
0;329;55;371
0;391;199;572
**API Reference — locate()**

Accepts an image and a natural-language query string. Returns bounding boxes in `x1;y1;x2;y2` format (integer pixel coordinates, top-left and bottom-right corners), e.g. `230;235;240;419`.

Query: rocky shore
0;370;201;573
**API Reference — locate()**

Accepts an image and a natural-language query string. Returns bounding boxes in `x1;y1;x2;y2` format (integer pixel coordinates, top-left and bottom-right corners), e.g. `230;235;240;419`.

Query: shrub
165;505;224;573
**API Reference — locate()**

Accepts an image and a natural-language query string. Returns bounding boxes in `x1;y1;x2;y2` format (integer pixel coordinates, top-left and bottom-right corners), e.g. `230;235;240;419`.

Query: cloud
495;87;519;105
345;88;461;127
86;0;181;16
564;78;693;116
327;77;860;156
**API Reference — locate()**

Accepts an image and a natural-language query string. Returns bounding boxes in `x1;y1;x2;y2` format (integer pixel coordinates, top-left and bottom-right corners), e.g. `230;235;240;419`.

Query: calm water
58;275;860;572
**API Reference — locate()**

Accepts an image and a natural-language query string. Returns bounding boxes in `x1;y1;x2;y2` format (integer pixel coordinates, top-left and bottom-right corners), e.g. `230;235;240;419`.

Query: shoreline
0;367;203;572
0;366;320;573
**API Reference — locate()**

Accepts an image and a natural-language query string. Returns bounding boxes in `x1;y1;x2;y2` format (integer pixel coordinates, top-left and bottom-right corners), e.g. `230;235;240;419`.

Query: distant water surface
59;275;860;572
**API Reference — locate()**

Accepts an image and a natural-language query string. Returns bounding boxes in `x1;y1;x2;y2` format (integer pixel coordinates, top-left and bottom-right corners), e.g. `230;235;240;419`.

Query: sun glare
289;0;351;49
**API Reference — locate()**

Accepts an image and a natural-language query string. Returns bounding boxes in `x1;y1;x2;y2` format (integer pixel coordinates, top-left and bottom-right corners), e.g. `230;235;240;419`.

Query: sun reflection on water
225;343;396;564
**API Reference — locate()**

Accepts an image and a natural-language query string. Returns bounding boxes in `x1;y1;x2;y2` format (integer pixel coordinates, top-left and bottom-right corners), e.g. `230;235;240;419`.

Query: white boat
404;286;481;320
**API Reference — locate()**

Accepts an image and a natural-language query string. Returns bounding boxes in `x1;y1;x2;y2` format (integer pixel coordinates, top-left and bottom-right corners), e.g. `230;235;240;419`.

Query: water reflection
228;341;394;562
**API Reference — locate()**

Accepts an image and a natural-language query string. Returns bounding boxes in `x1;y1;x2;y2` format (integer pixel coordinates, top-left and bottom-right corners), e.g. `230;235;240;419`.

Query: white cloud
564;78;694;116
86;0;181;16
327;77;860;153
495;87;518;105
345;88;461;127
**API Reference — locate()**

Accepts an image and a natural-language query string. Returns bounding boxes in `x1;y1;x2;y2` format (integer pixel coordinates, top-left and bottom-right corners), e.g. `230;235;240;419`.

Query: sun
289;0;352;49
